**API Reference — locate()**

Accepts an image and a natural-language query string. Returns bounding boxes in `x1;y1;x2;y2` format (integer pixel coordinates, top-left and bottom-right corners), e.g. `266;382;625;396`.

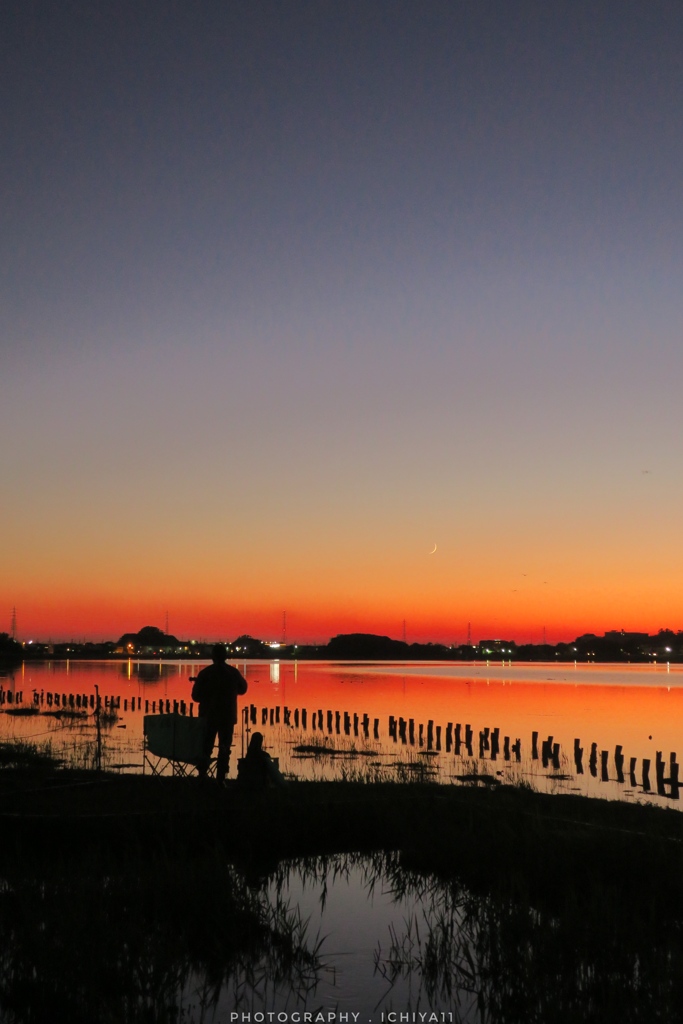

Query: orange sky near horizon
4;451;682;645
6;567;683;645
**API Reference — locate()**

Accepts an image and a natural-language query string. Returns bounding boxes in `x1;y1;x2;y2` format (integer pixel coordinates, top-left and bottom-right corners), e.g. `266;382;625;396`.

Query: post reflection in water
2;660;683;806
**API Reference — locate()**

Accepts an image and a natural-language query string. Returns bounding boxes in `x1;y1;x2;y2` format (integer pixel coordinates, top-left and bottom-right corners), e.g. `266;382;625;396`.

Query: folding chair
143;713;213;777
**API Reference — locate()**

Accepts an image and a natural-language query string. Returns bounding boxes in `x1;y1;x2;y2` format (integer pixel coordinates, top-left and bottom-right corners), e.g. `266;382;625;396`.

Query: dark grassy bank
2;757;683;916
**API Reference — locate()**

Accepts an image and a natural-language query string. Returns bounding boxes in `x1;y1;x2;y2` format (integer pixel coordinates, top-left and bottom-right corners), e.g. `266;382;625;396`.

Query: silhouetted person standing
191;644;247;782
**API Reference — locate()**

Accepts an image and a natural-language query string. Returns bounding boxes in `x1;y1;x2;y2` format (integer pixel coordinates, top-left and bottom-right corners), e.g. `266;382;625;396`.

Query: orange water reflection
2;660;682;807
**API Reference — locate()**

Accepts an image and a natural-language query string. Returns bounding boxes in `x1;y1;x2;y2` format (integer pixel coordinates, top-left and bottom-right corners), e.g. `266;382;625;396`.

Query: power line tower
281;611;287;645
466;621;472;646
10;607;17;640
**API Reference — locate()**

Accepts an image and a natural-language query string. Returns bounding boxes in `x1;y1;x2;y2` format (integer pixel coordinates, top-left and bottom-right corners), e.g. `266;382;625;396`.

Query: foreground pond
1;849;681;1023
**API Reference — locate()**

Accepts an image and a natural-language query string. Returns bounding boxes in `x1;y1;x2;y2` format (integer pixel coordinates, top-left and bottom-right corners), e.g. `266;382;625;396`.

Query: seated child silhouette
237;732;286;789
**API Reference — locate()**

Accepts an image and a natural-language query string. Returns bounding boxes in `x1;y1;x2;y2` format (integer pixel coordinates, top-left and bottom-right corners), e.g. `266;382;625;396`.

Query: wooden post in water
436;724;442;751
532;731;539;760
656;752;666;795
419;723;424;746
503;736;510;760
614;745;624;783
427;720;434;750
94;684;102;772
541;737;551;767
343;711;350;735
353;712;359;736
491;728;499;760
642;758;651;791
600;750;609;781
269;708;275;725
250;704;257;724
669;753;679;800
398;717;407;744
574;739;583;774
262;707;268;725
294;708;299;728
275;706;280;723
335;710;341;733
327;710;333;733
301;708;307;729
373;718;379;739
629;756;637;787
589;743;598;777
512;738;521;761
552;743;560;770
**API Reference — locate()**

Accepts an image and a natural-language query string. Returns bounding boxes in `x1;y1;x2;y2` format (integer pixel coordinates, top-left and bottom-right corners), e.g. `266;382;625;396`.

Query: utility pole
281;611;287;645
466;621;472;646
10;607;17;640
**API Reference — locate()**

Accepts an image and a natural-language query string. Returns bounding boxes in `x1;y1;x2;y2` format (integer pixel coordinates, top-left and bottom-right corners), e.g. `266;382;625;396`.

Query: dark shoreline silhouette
11;625;683;663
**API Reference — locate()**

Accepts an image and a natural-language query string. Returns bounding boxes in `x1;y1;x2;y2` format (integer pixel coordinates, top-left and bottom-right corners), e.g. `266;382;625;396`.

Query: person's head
248;732;264;752
211;643;228;663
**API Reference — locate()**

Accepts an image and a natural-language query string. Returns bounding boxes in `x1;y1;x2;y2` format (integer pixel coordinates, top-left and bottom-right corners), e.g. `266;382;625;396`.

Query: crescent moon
429;543;437;554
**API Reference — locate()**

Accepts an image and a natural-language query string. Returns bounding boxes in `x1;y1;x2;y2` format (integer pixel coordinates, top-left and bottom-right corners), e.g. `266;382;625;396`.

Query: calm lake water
2;658;683;807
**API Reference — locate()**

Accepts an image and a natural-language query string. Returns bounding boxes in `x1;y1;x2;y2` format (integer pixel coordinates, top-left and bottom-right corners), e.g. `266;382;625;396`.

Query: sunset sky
2;1;683;644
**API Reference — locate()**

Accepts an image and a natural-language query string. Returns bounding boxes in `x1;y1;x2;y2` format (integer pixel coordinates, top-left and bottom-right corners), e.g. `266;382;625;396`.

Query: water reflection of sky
198;851;680;1020
255;855;473;1016
2;660;683;808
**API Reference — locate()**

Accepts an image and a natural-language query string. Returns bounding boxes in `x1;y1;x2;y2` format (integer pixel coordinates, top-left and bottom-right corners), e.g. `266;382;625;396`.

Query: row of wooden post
6;687;680;800
0;689;24;704
15;690;197;716
242;703;682;800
